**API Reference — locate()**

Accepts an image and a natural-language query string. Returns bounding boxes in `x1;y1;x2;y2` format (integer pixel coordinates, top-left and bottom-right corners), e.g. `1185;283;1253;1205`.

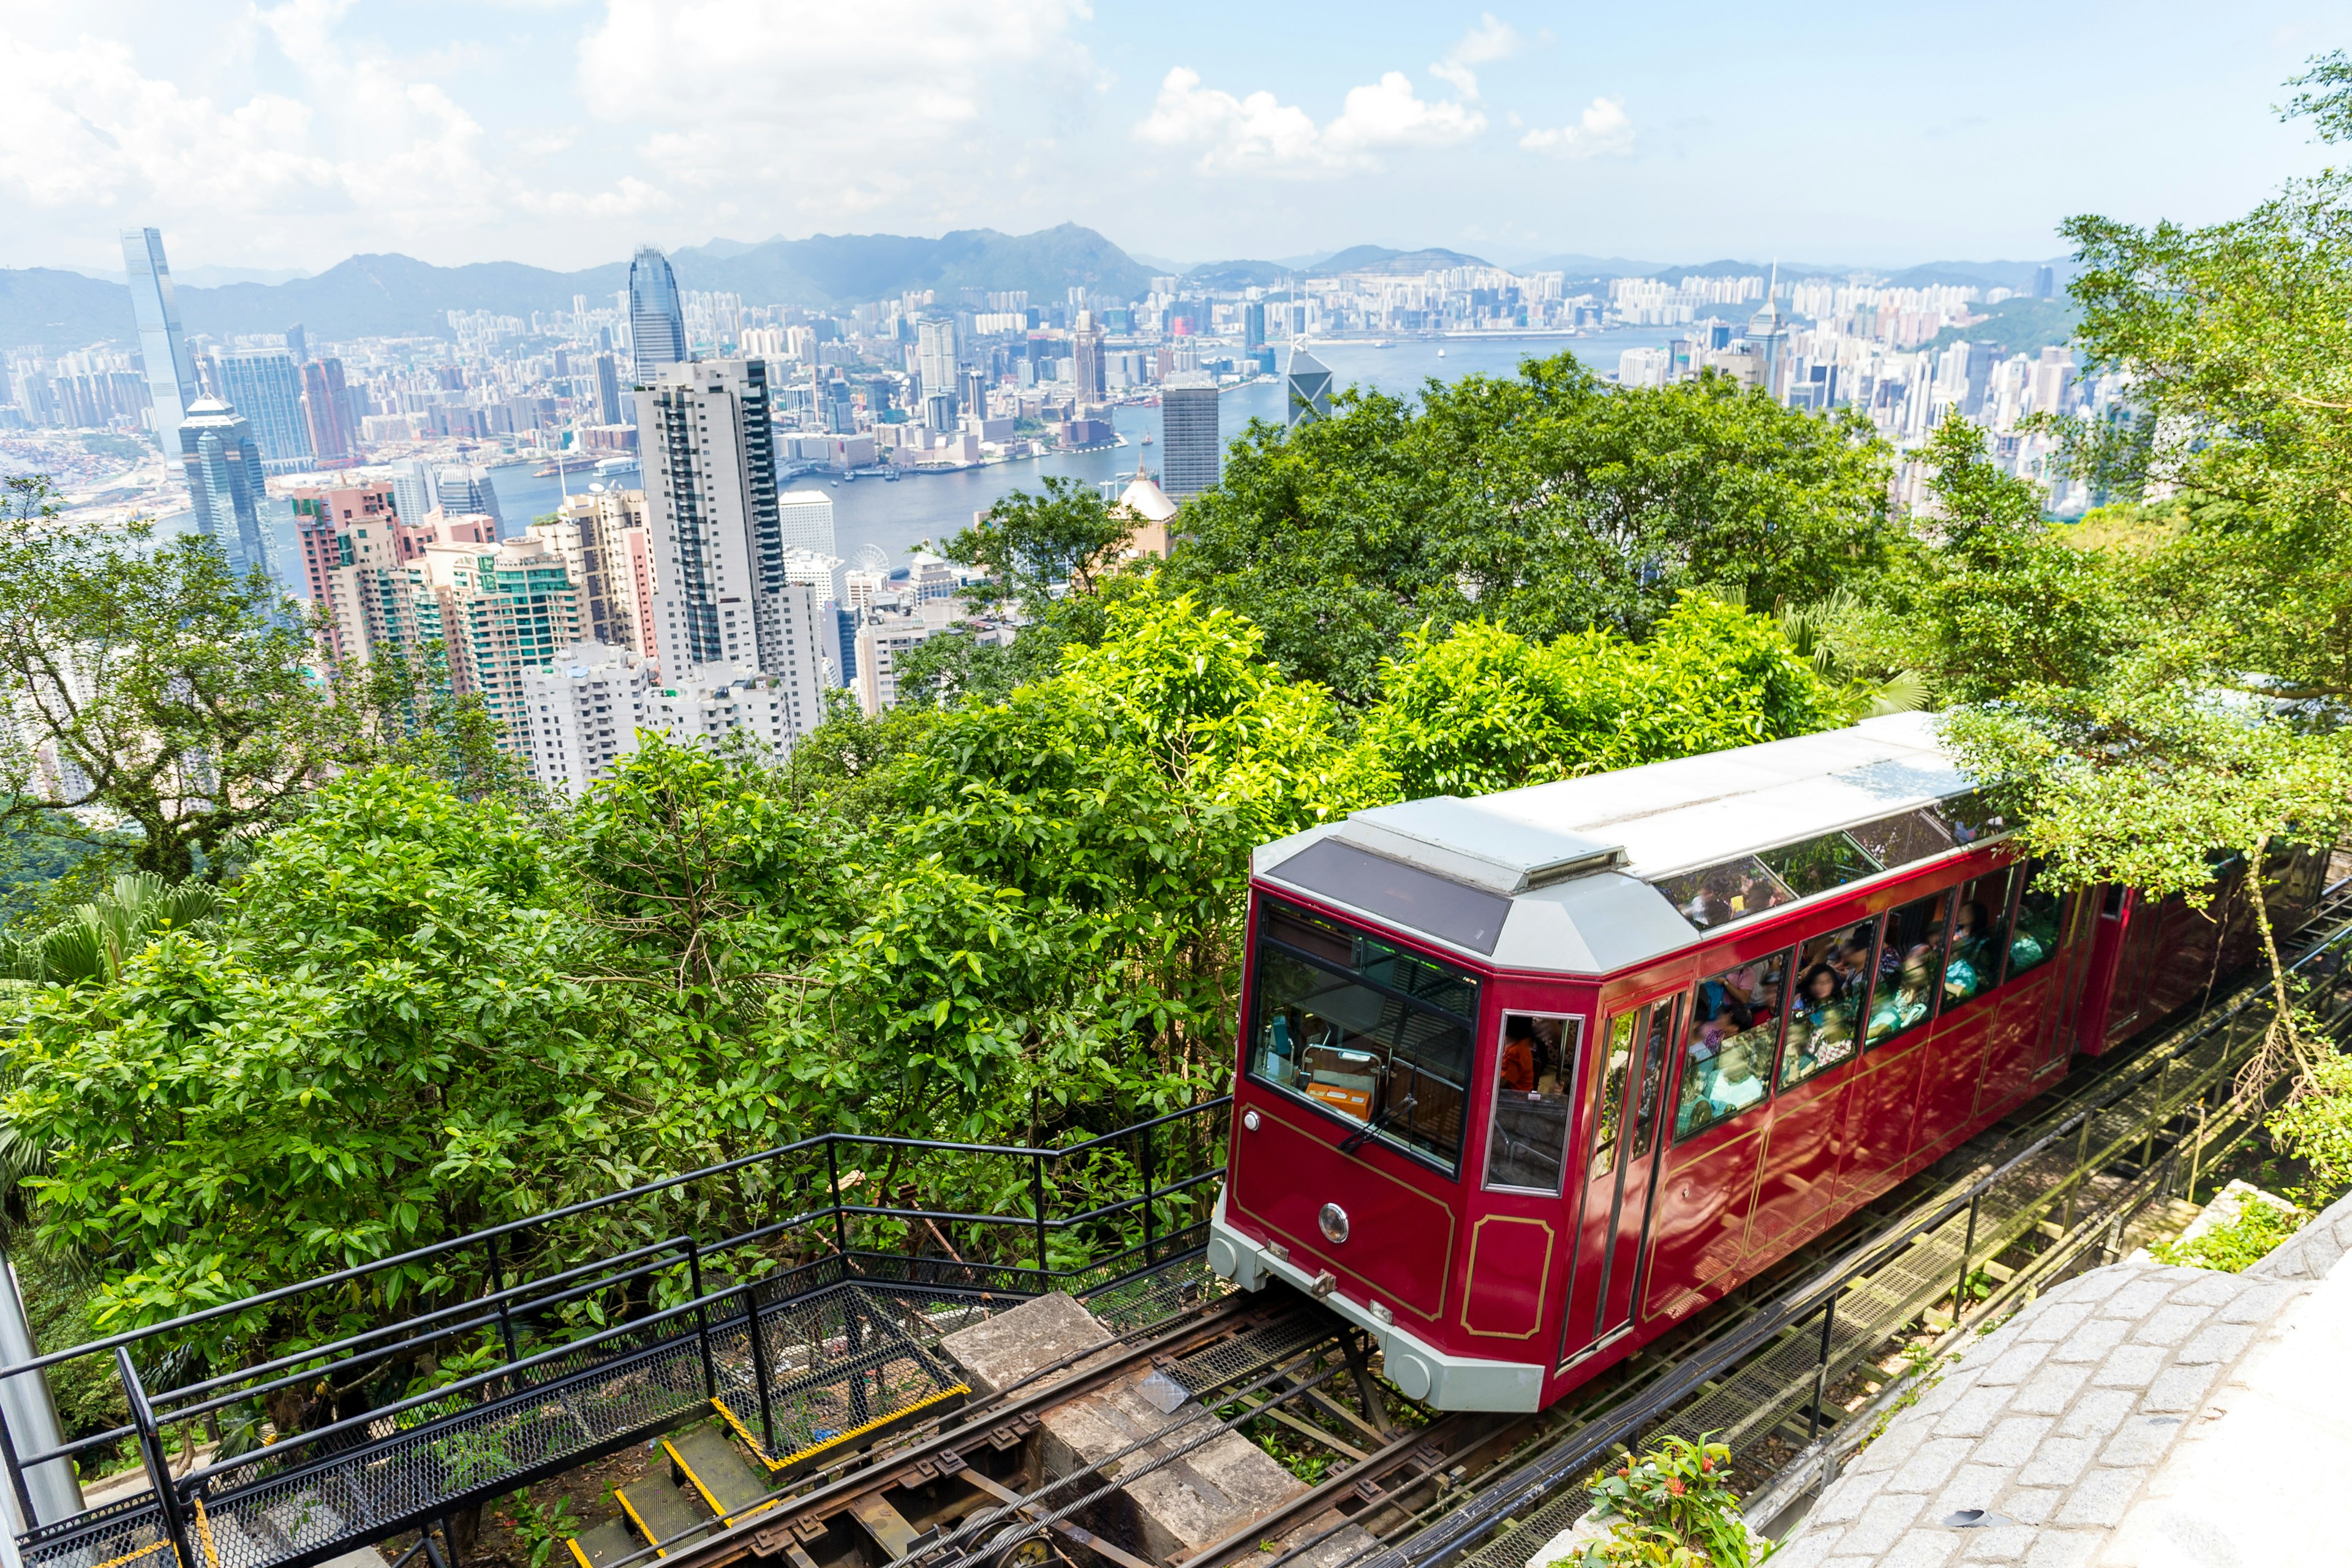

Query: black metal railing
3;1099;1231;1568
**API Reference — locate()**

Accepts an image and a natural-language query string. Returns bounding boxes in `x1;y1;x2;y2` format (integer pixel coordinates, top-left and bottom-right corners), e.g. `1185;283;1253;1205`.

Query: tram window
1674;949;1790;1142
1757;832;1883;898
1926;791;2015;846
2007;861;2063;982
1249;899;1479;1175
1866;890;1951;1049
1588;1012;1636;1182
1942;867;2014;1007
1781;918;1878;1090
1850;809;1957;871
1630;998;1677;1158
1653;856;1798;932
1487;1014;1582;1194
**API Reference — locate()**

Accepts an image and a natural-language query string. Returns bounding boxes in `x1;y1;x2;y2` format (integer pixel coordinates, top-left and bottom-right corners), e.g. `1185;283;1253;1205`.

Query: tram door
1561;995;1679;1363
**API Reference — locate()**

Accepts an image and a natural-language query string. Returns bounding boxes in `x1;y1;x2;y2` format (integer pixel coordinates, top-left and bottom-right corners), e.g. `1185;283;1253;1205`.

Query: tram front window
1249;897;1479;1175
1485;1014;1583;1194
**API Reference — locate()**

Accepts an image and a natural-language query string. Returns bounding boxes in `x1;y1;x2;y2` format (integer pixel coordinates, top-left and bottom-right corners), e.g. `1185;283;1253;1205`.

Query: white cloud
1428;12;1525;99
1520;97;1634;159
578;0;1091;208
1136;67;1482;176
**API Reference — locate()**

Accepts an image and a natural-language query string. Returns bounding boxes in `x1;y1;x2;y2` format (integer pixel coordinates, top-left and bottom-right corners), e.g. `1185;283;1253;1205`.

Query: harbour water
480;329;1684;568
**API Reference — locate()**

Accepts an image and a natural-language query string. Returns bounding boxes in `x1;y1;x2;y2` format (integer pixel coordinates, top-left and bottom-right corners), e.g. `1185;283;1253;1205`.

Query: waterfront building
435;464;505;533
121;227;200;450
629;246;688;387
917;319;958;422
778;489;837;557
540;488;649;655
300;358;358;467
176;399;276;582
213;351;314;472
1285;345;1333;427
1159;373;1221;499
594;352;625;425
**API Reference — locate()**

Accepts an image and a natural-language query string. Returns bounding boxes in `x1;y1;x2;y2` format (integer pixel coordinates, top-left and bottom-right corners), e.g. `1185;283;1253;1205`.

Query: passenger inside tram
1676;951;1787;1139
2009;864;2061;976
1942;868;2013;1005
1867;951;1936;1042
1486;1012;1578;1192
1783;963;1858;1085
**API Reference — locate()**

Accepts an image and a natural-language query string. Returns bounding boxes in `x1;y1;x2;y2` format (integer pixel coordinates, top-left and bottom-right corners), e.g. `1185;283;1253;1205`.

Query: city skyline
3;2;2346;279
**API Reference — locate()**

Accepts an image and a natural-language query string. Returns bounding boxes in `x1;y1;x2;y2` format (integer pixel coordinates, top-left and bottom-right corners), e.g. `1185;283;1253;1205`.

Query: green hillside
1923;296;2082;358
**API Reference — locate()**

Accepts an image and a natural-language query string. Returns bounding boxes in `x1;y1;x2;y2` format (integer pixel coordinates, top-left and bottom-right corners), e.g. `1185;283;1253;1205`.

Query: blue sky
4;1;2346;277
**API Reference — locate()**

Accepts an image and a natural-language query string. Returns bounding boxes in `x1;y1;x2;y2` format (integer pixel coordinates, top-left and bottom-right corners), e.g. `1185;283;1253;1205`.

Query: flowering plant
1559;1434;1768;1568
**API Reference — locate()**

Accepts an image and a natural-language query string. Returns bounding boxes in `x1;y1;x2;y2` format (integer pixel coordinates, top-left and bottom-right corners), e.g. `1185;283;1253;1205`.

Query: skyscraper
1284;345;1333;427
301;358;357;467
389;460;437;530
777;489;836;556
1159;373;1221;500
634;358;794;675
1072;311;1106;406
213;351;313;473
2032;264;2056;301
628;246;687;386
594;352;624;424
1242;303;1267;353
436;465;506;533
916;318;958;423
121;228;199;451
177;399;275;582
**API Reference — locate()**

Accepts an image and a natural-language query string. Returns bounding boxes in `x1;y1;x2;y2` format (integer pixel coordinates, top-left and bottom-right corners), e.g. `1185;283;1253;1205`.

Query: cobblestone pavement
1769;1191;2352;1567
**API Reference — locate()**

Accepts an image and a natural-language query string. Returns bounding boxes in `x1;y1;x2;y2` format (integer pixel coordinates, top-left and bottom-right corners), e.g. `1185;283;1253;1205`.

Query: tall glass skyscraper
121;228;200;451
1284;344;1333;427
628;246;687;387
1160;373;1222;500
214;351;314;473
178;399;276;582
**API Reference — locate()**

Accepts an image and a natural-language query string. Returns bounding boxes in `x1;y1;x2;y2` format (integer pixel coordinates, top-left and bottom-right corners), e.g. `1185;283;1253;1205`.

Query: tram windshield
1249;897;1479;1175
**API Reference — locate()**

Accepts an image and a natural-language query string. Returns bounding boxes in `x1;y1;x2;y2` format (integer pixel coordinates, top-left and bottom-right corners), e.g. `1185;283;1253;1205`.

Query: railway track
600;880;2352;1568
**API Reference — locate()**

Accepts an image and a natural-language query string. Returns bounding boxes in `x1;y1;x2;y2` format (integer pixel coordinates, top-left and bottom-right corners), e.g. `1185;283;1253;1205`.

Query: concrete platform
1772;1189;2352;1567
941;1293;1376;1568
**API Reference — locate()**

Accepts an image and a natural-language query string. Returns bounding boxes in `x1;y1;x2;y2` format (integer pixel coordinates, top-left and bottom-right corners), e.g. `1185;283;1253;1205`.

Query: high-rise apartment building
916;318;958;422
422;536;583;748
213;351;313;473
1285;345;1333;427
521;641;654;794
628;246;687;386
1159;374;1221;500
177;399;276;582
301;358;357;467
539;489;649;654
121;228;200;451
289;484;491;668
594;352;624;424
634;358;794;676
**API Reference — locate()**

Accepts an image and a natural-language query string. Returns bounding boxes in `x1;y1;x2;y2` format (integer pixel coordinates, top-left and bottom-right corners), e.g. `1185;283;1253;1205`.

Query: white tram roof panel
1254;714;1988;977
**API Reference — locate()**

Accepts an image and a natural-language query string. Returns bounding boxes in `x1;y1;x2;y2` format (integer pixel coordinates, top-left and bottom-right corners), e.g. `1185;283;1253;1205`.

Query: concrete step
567;1519;641;1568
614;1473;712;1556
663;1425;775;1526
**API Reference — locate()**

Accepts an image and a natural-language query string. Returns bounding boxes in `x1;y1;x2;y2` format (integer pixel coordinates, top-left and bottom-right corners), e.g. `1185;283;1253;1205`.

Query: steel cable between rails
890;1338;1353;1568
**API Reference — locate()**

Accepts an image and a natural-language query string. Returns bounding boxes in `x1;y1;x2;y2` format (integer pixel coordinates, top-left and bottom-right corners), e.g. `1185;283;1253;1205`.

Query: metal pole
736;1284;775;1455
0;1248;81;1528
113;1349;195;1568
826;1139;850;1267
1031;1154;1050;1283
1139;1125;1157;1270
1950;1193;1981;1322
1807;1289;1840;1442
2060;1114;2092;1234
685;1241;717;1401
484;1234;521;1370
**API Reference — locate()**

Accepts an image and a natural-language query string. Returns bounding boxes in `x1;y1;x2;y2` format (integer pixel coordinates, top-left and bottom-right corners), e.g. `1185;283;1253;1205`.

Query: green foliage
1353;595;1844;801
0;477;356;880
1161;355;1894;703
1556;1435;1765;1568
942;476;1136;619
2150;1196;2307;1272
503;1491;582;1568
2268;1049;2352;1198
4;871;221;985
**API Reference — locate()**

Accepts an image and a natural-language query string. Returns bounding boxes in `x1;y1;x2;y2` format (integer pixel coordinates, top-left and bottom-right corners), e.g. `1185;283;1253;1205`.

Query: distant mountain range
0;227;2078;353
0;224;1153;352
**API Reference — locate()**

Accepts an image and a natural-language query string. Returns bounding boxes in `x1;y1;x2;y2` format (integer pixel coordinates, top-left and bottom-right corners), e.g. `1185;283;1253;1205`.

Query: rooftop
1254;714;1989;973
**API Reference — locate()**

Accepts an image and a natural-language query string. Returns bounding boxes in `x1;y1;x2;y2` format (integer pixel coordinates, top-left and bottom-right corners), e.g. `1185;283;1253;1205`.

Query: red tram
1205;714;2323;1411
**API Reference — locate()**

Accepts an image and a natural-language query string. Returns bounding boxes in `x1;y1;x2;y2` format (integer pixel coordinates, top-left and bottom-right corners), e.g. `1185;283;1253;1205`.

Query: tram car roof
1255;712;2001;976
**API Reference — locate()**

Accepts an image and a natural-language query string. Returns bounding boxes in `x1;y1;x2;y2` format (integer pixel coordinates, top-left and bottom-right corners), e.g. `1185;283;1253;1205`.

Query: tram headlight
1319;1202;1349;1243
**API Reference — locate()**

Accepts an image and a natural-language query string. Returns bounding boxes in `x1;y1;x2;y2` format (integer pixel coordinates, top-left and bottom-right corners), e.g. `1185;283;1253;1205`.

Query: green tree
0;479;354;880
1162;356;1894;703
1352;594;1845;801
2045;50;2352;700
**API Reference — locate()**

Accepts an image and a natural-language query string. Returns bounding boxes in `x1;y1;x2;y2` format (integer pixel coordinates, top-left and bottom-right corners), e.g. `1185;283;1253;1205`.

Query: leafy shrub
1554;1434;1769;1568
2152;1197;2305;1273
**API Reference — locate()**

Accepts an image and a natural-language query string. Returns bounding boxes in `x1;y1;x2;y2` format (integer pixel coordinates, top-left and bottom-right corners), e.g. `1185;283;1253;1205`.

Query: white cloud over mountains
1519;97;1635;159
1136;67;1484;176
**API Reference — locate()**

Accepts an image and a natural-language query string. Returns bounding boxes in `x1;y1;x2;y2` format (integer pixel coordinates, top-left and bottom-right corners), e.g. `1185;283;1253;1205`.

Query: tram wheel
984;1526;1054;1568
